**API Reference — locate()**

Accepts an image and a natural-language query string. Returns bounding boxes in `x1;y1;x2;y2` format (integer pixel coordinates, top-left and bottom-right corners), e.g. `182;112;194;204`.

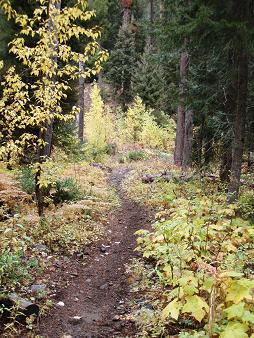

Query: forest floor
38;166;151;338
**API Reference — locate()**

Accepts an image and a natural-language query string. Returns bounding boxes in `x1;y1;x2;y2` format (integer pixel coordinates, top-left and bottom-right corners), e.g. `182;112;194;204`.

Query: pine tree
106;28;138;109
133;47;166;115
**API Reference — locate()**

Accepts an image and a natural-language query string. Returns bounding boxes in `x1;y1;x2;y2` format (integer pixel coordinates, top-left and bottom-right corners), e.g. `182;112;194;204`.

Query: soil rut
39;168;150;338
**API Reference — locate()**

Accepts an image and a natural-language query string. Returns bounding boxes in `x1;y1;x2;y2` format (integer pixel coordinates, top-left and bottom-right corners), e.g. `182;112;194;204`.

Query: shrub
238;191;254;221
134;178;254;337
127;150;146;161
123;97;146;143
0;250;32;288
118;96;175;151
53;177;83;204
16;166;35;194
85;84;115;158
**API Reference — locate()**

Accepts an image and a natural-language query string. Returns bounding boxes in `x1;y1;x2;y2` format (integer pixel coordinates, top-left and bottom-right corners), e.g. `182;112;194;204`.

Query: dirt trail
39;168;150;338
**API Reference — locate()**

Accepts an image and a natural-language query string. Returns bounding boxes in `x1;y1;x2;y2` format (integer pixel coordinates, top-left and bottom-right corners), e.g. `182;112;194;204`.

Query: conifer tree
106;28;137;109
133;47;166;114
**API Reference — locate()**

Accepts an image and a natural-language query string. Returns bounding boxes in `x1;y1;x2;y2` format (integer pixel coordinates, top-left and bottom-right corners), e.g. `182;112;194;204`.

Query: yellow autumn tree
123;96;146;143
85;83;114;158
0;0;108;215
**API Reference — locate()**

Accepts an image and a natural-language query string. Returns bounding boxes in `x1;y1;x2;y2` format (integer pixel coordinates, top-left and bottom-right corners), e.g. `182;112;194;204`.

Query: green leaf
224;302;245;319
201;276;215;292
179;274;198;296
226;279;254;303
161;298;182;320
220;321;248;338
182;295;209;322
242;310;254;324
219;271;243;278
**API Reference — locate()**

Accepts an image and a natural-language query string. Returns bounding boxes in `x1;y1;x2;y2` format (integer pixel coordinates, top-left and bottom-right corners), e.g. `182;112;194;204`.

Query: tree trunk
204;135;213;166
146;0;154;48
43;0;61;157
228;50;248;201
159;0;165;20
247;116;254;168
122;8;131;30
220;144;232;182
174;50;189;166
182;109;193;168
35;0;61;216
35;161;44;217
77;59;85;141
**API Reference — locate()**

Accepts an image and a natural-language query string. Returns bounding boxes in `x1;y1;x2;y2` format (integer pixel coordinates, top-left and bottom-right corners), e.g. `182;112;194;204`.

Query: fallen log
90;162;112;172
141;171;193;184
141;171;172;184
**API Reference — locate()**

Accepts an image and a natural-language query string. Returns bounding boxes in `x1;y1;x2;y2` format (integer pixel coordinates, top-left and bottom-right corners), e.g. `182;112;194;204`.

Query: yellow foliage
0;1;108;165
123;96;146;143
119;96;175;150
85;84;114;155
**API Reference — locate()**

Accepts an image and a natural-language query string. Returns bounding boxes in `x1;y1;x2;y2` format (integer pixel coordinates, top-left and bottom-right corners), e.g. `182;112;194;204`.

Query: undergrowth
126;169;254;337
0;160;117;312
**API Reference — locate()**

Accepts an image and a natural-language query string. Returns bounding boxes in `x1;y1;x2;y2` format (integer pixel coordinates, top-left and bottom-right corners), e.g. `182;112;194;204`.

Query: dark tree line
1;0;253;201
103;0;254;201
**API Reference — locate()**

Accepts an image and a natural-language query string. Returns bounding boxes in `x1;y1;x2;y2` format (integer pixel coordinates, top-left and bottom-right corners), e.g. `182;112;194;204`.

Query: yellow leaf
182;295;209;322
161;299;182;321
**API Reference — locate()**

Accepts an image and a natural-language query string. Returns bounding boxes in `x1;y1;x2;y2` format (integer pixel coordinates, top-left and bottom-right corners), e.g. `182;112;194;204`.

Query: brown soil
38;167;151;338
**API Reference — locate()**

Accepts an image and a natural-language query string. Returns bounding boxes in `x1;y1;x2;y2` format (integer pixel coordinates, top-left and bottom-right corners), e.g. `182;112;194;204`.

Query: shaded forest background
1;0;253;202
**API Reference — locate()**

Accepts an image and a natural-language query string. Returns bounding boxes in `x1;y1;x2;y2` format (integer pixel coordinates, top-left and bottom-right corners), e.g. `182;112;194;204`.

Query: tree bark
220;144;232;182
228;50;248;201
35;0;61;216
182;109;193;168
174;50;189;166
122;8;131;30
146;0;154;48
43;0;61;157
159;0;164;20
77;59;85;141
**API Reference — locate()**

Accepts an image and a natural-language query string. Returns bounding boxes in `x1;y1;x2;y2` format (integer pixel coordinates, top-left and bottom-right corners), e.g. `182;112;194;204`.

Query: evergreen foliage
106;29;138;109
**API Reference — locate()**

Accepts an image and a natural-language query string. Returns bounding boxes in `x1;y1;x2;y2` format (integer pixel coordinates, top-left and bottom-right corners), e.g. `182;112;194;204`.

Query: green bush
0;250;32;288
127;150;146;161
53;178;83;204
16;166;35;194
134;178;254;337
238;191;254;221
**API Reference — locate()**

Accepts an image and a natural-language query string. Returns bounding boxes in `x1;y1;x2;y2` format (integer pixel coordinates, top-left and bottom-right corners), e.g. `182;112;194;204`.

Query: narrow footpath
39;168;150;338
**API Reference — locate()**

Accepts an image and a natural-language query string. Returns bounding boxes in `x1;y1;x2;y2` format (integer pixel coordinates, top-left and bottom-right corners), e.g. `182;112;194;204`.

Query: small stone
85;278;92;283
100;247;106;253
69;316;83;325
30;284;46;294
99;283;108;290
56;301;65;307
113;315;120;321
144;303;154;311
34;244;49;252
